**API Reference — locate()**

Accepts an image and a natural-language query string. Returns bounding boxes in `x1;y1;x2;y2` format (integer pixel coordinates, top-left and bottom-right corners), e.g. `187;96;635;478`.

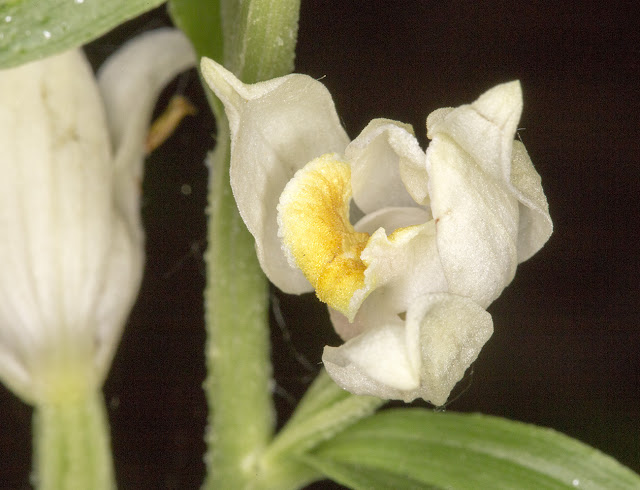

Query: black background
1;1;639;488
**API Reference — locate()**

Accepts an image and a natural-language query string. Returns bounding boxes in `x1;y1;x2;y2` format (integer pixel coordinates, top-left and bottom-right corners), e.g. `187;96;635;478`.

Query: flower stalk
33;389;115;490
203;119;275;488
198;0;301;488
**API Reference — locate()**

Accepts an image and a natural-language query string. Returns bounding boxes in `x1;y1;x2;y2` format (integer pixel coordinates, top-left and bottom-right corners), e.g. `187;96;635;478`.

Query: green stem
221;0;301;83
173;0;302;487
202;120;274;490
32;389;115;490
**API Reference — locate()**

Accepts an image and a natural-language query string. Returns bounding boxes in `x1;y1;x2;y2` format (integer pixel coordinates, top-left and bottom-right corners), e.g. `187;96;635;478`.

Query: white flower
201;58;552;405
0;29;195;405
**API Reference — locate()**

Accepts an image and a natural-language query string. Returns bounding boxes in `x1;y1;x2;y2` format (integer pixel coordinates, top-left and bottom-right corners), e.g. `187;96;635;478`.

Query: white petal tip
473;80;523;126
200;57;242;106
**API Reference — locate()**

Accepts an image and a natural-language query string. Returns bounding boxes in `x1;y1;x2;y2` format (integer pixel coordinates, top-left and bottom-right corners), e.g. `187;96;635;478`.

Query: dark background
1;1;638;488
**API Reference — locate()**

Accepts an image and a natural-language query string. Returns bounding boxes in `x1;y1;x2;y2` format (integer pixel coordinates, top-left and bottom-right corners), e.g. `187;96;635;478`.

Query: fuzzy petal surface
346;119;428;212
0;32;192;402
427;81;552;266
426;82;529;307
0;50;141;401
98;28;196;237
508;141;553;262
201;58;350;293
427;136;519;307
323;293;492;404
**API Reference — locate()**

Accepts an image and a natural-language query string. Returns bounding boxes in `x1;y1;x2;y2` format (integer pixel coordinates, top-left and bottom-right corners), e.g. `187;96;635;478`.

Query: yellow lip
278;154;370;318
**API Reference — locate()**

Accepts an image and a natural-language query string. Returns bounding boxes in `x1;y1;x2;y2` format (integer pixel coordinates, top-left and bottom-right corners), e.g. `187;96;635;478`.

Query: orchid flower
201;58;552;405
0;29;195;406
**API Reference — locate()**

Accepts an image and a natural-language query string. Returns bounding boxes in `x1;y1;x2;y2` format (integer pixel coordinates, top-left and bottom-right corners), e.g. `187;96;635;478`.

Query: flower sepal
323;293;492;406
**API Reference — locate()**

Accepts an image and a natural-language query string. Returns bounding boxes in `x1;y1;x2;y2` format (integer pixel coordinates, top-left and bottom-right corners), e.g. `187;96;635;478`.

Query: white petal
355;205;429;234
509;141;553;262
409;293;493;406
346;119;428;212
426;83;528;307
0;344;34;403
327;308;364;342
329;208;447;342
358;212;447;315
323;293;492;405
98;28;196;237
94;30;197;379
427;81;552;266
0;50;121;395
201;58;350;293
427;81;522;183
95;30;194;379
323;318;421;398
427;136;519;307
92;217;144;382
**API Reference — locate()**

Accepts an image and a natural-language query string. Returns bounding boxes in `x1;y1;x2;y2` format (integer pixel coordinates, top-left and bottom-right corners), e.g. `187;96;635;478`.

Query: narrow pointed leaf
0;0;165;69
168;0;223;62
301;408;640;489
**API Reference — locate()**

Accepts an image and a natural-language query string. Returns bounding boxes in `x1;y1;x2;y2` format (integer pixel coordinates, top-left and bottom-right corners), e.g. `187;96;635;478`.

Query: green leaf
300;460;439;490
289;369;362;424
252;371;383;489
301;408;640;490
168;0;223;62
167;0;224;120
264;370;385;459
0;0;165;69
